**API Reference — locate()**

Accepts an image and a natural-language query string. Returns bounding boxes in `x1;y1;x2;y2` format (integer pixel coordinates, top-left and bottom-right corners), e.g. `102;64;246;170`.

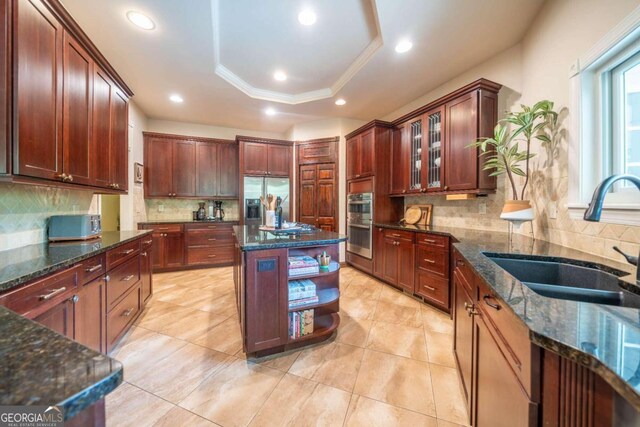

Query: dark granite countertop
0;230;151;293
0;307;122;420
234;225;347;251
139;219;239;225
376;222;640;409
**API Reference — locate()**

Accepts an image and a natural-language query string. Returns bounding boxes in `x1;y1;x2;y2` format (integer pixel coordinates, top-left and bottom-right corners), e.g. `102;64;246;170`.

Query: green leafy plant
470;100;558;200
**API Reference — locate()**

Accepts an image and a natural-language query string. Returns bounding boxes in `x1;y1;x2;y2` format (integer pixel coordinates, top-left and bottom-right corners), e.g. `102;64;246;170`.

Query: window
612;53;640;186
568;10;640;225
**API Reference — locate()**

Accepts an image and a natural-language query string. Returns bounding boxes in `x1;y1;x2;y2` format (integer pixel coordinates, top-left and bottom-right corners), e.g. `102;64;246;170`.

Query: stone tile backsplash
0;183;96;251
144;199;239;222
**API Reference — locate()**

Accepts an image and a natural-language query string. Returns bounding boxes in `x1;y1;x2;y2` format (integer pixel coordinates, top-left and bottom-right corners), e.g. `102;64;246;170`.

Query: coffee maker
213;201;225;221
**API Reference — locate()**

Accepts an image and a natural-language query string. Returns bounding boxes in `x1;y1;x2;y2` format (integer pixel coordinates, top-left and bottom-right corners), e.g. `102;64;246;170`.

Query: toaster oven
48;215;101;242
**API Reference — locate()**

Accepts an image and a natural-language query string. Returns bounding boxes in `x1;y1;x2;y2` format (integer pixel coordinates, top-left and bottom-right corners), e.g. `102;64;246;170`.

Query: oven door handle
347;201;371;205
348;223;371;229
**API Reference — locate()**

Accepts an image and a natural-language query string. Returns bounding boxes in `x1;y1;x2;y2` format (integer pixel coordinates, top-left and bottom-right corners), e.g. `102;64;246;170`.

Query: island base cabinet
474;310;537;427
244;248;288;353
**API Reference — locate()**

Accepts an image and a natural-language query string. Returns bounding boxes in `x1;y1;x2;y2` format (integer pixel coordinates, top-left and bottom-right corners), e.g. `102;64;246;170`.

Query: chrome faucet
584;174;640;285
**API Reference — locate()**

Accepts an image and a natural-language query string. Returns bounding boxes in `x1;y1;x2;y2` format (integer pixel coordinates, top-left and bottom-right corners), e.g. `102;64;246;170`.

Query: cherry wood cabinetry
240;140;292;177
7;0;131;192
0;0;10;175
140;238;153;303
380;229;415;293
0;235;152;354
389;79;500;196
453;269;475;413
346;129;375;180
144;132;239;199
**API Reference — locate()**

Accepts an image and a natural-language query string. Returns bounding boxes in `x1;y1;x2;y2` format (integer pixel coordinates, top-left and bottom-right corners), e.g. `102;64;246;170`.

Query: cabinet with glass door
422;106;445;192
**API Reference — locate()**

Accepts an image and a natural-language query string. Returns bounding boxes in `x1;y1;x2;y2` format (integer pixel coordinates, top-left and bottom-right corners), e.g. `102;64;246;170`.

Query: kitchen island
233;225;347;356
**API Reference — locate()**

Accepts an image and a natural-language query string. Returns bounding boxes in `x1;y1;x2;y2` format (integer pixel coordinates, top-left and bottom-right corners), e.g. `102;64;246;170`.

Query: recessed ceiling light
265;108;277;116
335;98;346;106
169;94;183;103
126;11;155;30
395;40;413;53
298;9;316;26
274;71;287;81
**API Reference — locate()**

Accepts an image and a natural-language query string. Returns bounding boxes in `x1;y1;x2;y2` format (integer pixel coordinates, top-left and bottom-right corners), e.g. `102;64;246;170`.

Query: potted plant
470;100;558;224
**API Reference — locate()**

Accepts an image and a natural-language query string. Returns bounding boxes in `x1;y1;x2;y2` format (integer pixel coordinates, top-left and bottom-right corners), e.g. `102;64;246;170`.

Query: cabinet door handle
158;227;169;230
391;233;401;237
483;295;501;310
70;294;79;304
356;174;361;178
122;275;135;281
208;254;217;258
208;238;217;241
456;259;465;267
85;264;102;273
207;226;217;229
122;308;134;317
143;239;152;245
464;302;478;317
423;239;437;244
141;252;147;257
423;258;436;264
105;275;110;283
423;285;436;291
121;249;134;255
39;287;67;301
67;174;74;182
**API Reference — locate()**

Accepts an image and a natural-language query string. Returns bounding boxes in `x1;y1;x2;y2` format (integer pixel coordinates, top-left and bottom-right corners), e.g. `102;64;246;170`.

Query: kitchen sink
485;254;640;309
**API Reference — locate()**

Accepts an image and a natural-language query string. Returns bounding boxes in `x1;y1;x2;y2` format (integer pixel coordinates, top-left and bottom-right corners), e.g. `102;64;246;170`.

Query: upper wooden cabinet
144;132;238;199
389;79;500;196
6;0;132;192
240;140;292;177
346;128;375;180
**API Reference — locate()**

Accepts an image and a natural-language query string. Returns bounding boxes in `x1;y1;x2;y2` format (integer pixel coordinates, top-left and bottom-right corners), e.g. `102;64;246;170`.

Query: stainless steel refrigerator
243;176;290;225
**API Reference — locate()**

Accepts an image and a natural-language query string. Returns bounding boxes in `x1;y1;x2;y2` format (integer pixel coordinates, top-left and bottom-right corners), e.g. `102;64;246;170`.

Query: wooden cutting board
403;204;433;226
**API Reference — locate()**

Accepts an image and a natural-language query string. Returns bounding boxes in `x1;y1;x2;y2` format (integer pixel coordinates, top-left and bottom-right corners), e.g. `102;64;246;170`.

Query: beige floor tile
236;347;302;372
111;328;188;374
354;349;436;416
373;300;422;328
335;315;373;348
154;309;229;341
421;305;454;335
339;296;378;320
424;329;456;368
379;286;422;308
342;278;383;301
196;292;238;317
437;419;469;427
430;364;469;425
151;406;220;427
190;316;243;355
344;395;438;427
134;300;188;325
249;373;351;426
128;343;233;403
136;302;198;330
179;358;284;427
106;382;174;427
289;341;364;392
366;321;429;361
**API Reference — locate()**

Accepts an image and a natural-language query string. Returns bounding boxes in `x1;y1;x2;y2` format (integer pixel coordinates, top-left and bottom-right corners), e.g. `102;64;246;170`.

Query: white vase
500;200;534;228
265;210;276;227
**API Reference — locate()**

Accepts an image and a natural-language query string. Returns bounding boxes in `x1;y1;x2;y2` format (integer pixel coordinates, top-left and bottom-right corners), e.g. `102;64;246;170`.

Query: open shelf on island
288;313;340;344
288;261;340;280
288;288;339;312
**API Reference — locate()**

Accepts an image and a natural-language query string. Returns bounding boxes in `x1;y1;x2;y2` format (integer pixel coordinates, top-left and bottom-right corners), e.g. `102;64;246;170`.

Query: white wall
119;101;148;230
147;119;285;140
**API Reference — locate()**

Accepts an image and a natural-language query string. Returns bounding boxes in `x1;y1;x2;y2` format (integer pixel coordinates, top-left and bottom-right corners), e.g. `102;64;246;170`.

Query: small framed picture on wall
134;162;143;184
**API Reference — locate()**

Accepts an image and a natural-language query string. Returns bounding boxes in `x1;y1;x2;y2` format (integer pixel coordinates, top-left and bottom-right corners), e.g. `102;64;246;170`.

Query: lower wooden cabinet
0;235;152;355
453;270;476;416
75;276;106;353
381;232;415;293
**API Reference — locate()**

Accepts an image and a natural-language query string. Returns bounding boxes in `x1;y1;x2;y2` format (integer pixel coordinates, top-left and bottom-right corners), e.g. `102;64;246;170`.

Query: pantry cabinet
8;0;132;192
144;133;239;199
389;79;500;196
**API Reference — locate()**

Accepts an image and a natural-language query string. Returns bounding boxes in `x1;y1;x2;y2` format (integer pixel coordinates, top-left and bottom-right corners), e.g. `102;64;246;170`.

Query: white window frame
568;5;640;225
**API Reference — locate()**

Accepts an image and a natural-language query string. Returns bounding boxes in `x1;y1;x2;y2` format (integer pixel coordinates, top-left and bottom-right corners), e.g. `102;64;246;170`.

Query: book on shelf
288;256;320;276
289;267;319;276
288;295;319;308
288;279;317;300
289;309;314;339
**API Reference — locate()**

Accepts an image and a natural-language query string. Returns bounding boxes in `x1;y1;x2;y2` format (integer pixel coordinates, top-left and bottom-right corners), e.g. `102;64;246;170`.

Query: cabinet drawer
185;223;233;232
146;224;183;233
416;233;449;250
107;284;141;352
107;239;140;270
383;229;414;242
0;266;79;318
187;246;234;265
416;246;449;278
187;230;235;246
476;275;536;396
79;254;106;285
453;250;474;294
107;256;140;311
416;271;449;308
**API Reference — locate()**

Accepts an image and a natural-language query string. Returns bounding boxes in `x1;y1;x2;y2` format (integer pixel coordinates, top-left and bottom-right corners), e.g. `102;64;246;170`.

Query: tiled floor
106;266;469;427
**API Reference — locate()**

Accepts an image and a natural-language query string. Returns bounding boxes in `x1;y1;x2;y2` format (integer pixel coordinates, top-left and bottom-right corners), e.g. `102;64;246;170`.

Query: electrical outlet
479;202;487;215
549;202;558;219
158;204;165;212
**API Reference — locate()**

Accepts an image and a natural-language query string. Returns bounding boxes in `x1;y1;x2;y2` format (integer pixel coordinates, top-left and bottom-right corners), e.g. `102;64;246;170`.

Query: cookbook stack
288;279;318;308
288;255;319;277
289;309;314;339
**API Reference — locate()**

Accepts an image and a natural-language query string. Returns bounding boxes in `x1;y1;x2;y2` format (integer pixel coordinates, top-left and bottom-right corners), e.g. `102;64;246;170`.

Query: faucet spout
583;174;640;222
